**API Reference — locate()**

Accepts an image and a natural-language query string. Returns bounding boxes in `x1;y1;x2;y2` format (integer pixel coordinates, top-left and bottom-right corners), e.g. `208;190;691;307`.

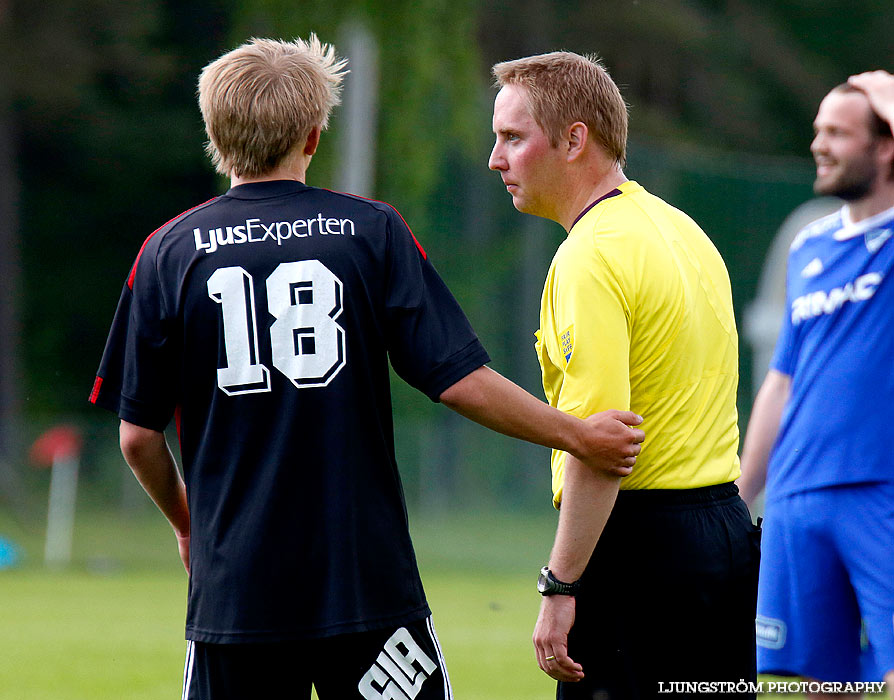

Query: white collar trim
836;203;894;240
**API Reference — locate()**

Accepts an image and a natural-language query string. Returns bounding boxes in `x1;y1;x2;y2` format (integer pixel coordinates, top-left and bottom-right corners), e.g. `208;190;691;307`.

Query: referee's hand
573;409;644;477
533;595;584;682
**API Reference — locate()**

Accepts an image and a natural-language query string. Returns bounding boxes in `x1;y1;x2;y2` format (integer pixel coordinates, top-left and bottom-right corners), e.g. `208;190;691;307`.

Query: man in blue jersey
89;37;645;700
739;71;894;696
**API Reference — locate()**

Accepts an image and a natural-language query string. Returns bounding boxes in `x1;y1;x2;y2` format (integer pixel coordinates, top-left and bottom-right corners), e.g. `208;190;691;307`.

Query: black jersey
90;180;489;643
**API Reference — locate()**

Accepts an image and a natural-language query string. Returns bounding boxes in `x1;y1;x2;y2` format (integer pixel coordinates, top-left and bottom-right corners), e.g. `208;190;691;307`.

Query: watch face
538;567;578;596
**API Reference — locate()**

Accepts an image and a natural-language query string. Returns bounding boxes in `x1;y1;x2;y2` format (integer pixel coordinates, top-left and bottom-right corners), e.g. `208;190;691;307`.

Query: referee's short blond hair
199;36;348;178
492;51;628;166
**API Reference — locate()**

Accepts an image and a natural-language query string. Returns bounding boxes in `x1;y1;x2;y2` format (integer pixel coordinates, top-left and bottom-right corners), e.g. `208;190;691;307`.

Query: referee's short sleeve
546;239;632;417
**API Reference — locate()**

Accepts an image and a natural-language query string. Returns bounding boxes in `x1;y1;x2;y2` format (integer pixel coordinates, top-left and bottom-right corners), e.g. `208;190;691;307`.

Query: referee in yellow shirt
489;51;760;698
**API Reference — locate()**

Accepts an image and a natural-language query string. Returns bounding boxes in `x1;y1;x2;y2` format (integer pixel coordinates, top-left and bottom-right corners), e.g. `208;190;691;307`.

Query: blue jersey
767;204;894;502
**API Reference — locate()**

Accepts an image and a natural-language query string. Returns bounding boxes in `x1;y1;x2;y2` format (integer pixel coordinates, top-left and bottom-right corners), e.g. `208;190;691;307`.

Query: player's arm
848;70;894;126
384;204;643;471
119;420;190;573
439;366;644;476
737;369;791;507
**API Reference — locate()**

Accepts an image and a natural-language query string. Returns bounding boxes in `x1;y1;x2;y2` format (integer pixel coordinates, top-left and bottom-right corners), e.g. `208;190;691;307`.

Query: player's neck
846;180;894;223
231;168;307;188
230;151;312;188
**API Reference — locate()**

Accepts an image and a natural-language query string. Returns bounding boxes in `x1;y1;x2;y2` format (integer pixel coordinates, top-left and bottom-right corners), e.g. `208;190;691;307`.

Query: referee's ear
304;126;321;156
565;121;588;162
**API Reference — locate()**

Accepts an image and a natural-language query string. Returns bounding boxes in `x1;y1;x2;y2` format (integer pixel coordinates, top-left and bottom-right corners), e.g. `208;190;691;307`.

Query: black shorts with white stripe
182;615;452;700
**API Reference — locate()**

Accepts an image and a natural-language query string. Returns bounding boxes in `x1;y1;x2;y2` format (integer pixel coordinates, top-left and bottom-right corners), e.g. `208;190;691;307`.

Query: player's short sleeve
382;209;489;401
89;238;179;431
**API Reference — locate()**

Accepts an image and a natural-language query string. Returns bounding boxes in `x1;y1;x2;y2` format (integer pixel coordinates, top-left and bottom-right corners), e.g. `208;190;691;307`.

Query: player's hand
848;70;894;126
573;409;644;477
533;595;583;682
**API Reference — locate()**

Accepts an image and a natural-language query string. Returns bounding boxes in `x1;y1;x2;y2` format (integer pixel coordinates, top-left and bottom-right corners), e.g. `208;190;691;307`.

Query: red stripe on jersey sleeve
323;189;427;260
389;206;427;260
174;405;182;444
89;376;103;404
409;229;428;260
127;198;218;289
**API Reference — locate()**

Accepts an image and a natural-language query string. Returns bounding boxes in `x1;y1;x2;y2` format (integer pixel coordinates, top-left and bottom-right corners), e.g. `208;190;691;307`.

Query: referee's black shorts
559;482;761;700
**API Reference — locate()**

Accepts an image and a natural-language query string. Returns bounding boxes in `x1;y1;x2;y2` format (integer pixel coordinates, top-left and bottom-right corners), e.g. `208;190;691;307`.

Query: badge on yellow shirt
560;325;574;366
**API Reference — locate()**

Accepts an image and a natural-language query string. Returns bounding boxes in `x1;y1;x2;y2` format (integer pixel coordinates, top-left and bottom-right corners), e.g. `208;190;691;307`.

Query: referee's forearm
549;455;621;582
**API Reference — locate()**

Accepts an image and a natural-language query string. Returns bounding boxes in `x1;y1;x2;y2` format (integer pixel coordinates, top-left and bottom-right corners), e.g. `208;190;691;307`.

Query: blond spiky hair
198;35;349;178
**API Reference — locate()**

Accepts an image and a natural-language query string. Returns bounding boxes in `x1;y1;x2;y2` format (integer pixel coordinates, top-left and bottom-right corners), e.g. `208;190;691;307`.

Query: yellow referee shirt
536;181;740;507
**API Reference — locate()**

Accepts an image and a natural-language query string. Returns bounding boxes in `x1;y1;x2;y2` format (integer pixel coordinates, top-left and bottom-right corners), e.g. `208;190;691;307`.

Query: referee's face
489;84;566;221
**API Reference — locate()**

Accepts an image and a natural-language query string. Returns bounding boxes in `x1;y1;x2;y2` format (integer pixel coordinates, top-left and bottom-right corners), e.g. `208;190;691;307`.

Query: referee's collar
225;180;310;199
570;187;623;229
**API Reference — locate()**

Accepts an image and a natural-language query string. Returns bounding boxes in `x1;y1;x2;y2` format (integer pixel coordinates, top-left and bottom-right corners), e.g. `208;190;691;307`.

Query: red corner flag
29;425;82;468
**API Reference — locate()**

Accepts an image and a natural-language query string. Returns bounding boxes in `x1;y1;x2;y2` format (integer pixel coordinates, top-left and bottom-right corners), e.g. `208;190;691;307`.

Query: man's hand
533;595;584;682
849;70;894;127
571;409;644;477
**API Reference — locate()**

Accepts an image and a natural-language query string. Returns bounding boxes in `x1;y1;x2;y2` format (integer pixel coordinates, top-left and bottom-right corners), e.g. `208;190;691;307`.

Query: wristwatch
537;566;581;596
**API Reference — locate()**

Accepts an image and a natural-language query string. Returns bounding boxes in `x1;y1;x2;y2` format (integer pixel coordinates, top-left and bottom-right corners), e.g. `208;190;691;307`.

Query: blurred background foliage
2;0;893;522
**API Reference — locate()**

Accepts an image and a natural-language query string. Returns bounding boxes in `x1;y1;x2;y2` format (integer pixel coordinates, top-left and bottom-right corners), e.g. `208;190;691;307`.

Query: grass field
0;506;803;699
0;569;556;700
0;507;558;699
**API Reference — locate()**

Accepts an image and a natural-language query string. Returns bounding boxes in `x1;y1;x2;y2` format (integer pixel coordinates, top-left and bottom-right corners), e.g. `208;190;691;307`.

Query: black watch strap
537;565;581;596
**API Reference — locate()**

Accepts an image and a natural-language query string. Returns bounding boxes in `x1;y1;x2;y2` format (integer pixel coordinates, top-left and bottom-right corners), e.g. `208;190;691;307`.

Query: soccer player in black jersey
89;36;644;700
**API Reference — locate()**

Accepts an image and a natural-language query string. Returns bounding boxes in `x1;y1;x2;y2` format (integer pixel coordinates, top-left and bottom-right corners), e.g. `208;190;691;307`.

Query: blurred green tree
7;0;894;509
9;0;230;420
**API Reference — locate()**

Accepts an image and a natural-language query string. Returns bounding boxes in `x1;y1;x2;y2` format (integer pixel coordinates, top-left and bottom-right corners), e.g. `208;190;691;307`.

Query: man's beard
813;155;876;201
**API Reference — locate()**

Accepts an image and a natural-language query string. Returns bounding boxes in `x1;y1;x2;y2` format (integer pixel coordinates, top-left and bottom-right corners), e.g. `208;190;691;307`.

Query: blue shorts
757;483;894;681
